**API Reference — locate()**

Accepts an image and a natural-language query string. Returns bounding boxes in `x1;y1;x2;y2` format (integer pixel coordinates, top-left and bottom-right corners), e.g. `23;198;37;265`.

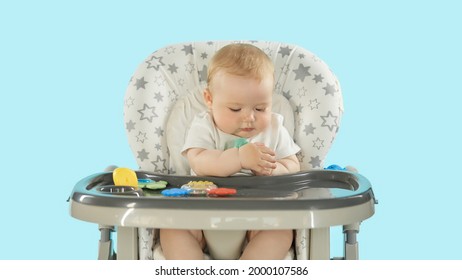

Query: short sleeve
273;114;301;160
181;112;216;156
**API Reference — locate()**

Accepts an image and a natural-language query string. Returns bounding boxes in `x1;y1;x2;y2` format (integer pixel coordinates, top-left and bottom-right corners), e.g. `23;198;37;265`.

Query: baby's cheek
262;114;272;128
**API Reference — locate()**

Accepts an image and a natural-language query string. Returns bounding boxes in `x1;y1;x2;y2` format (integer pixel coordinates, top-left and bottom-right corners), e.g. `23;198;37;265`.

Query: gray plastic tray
70;170;375;211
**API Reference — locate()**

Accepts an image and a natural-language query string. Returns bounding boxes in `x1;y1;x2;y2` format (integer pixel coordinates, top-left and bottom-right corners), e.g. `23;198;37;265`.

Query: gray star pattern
153;74;166;86
313;137;324;150
321;111;338;131
198;65;207;82
313;74;324;83
303;123;316;135
164;46;175;54
185;62;195;73
155;127;164;137
138;104;158;122
182;44;193;55
137;149;149;161
300;234;307;247
308;99;320;110
125;96;135;108
168;63;178;74
145;55;164;70
136;131;147;143
126;120;135;132
140;236;149;250
282;90;292;100
296;86;308;98
309;156;322;168
295;104;303;114
154;92;163;102
134;77;148;90
280;64;290;75
278;46;292;57
152;155;167;172
168;90;178;102
296;152;305;163
323;83;336;95
293;63;311;82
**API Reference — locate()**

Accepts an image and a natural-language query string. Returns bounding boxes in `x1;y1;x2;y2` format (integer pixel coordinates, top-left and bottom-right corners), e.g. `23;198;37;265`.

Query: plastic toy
325;164;346;171
207;188;237;197
112;167;138;187
161;188;190;197
325;164;358;172
234;138;248;148
181;180;217;195
137;179;168;190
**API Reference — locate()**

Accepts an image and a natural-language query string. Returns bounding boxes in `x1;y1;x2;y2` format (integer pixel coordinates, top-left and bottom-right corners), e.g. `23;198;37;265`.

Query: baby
160;43;301;259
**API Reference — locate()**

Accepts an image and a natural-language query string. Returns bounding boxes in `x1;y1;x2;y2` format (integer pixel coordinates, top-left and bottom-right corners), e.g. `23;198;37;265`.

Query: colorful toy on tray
160;180;237;197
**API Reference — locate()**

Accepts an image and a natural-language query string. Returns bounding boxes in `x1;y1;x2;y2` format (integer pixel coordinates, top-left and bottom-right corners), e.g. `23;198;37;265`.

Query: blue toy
324;164;346;171
161;188;190;197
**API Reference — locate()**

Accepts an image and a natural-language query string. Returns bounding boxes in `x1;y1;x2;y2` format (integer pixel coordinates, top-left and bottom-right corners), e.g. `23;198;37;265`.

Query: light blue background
1;0;461;260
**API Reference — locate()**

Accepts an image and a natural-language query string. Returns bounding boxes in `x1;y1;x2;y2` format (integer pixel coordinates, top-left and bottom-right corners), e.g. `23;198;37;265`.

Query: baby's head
204;44;275;138
207;43;274;88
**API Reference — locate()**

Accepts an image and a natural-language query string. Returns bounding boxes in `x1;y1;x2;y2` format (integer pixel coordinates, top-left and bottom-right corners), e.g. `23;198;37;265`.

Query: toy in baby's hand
234;138;249;148
112;167;138;188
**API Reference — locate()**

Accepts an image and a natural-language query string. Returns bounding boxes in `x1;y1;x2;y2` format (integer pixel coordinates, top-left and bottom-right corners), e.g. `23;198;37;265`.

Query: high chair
69;41;376;260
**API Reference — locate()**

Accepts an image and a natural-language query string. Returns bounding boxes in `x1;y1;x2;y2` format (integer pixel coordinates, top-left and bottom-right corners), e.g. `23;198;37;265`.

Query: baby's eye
229;108;241;112
255;107;267;112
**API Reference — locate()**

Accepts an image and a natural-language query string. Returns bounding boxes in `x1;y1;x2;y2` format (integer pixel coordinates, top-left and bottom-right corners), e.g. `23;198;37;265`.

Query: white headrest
124;41;343;174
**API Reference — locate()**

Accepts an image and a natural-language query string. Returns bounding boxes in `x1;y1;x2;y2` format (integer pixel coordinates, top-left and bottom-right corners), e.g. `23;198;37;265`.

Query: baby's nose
243;111;255;122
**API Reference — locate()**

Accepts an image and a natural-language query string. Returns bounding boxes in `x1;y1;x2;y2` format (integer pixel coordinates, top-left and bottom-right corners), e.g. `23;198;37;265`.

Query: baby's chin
233;129;261;139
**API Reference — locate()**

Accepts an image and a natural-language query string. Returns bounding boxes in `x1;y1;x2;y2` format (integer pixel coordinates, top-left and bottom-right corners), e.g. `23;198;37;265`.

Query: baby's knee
247;229;294;243
279;230;294;244
160;229;205;248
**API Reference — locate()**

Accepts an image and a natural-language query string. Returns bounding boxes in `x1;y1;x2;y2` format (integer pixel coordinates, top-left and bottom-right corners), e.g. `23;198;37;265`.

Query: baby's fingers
254;143;275;156
258;160;276;170
261;153;276;163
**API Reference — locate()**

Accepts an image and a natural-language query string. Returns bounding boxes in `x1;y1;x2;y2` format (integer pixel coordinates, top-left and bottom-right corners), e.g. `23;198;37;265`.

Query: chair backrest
124;41;343;174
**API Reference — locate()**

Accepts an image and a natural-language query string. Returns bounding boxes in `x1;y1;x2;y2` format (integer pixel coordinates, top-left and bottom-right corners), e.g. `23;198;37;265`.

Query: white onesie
181;111;300;175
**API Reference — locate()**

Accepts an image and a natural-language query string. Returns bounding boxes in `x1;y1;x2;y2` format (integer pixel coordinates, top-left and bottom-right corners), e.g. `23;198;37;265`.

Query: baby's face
205;71;273;138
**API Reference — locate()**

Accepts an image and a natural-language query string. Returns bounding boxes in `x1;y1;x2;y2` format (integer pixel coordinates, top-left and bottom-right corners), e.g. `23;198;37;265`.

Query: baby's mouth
240;128;255;132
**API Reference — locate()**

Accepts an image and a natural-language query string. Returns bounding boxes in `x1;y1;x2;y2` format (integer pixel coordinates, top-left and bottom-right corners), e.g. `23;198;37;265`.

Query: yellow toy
112;167;138;188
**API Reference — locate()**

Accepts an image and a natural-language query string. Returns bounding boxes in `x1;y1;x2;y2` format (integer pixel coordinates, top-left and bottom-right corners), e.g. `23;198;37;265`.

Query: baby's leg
240;230;293;260
159;229;205;259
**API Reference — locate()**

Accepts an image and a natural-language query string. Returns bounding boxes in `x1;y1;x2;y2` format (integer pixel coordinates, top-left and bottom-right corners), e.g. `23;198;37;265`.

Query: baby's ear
203;88;213;108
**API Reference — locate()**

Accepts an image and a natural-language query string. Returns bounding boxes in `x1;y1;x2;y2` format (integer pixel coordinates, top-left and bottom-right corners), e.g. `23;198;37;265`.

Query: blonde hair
207;43;274;88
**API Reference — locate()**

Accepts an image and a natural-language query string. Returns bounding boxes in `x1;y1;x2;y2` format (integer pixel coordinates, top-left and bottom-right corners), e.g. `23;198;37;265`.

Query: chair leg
117;227;139;260
309;228;330;260
343;223;360;260
98;225;115;260
295;229;310;260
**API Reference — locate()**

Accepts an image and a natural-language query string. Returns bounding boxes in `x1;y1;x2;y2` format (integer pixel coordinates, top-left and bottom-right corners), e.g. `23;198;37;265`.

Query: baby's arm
185;143;276;177
272;154;300;176
186;148;241;177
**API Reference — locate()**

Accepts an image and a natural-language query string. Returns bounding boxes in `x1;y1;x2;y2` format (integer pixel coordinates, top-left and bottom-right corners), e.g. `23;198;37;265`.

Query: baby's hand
238;142;276;176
